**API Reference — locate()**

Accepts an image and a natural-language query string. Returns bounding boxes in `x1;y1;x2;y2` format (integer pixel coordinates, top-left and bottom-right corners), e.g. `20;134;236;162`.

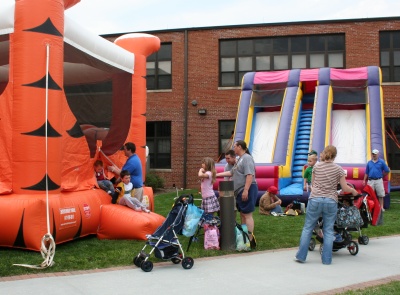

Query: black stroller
309;194;363;256
133;194;194;272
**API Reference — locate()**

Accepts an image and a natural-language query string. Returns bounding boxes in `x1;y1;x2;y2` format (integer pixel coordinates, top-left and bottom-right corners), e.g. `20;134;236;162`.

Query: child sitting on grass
113;170;150;213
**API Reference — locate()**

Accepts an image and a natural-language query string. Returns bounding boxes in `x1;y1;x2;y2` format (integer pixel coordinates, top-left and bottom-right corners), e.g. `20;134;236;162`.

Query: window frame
146;121;172;169
146;43;172;90
219;34;345;87
380;31;400;82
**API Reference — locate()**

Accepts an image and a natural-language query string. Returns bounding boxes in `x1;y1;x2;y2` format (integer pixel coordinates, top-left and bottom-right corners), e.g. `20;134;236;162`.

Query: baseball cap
267;186;278;195
308;150;317;156
372;149;379;155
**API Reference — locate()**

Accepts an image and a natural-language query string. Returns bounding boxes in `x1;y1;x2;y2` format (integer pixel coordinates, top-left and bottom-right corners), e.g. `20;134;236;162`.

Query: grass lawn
1;189;400;293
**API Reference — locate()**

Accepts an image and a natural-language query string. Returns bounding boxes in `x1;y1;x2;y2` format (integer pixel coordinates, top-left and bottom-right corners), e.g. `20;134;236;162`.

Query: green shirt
303;166;313;184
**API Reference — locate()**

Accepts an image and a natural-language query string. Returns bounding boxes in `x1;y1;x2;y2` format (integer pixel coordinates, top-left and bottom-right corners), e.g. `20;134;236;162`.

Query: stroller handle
174;194;194;206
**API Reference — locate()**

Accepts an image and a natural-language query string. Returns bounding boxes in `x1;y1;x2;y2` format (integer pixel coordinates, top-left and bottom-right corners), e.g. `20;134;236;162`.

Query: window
146;121;171;169
219;34;345;86
219;120;235;157
386;118;400;170
146;43;172;90
380;31;400;82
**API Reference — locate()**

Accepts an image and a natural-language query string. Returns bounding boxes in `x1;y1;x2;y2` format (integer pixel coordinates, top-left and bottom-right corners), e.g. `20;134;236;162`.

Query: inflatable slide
0;0;164;251
215;67;389;204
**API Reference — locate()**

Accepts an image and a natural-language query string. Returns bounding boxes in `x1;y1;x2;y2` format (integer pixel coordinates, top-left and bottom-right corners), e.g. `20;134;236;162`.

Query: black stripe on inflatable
22;74;62;90
22;174;61;191
22;121;62;137
24;17;62;37
13;209;27;248
67;121;84;138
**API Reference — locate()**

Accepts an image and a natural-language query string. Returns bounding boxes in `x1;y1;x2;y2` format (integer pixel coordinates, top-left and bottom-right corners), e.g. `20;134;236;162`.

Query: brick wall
105;18;400;188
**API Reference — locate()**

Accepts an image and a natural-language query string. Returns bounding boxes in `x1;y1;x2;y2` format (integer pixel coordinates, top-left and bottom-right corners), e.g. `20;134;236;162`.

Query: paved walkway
1;236;400;295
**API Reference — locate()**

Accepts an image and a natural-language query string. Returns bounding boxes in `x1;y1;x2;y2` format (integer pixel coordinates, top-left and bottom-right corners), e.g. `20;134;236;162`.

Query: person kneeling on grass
113;170;150;213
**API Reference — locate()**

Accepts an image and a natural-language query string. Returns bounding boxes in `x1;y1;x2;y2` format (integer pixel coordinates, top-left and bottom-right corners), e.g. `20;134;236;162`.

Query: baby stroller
309;193;363;256
133;194;194;272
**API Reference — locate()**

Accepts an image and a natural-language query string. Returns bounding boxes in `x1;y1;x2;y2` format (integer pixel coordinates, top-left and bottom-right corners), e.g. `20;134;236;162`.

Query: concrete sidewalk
1;236;400;295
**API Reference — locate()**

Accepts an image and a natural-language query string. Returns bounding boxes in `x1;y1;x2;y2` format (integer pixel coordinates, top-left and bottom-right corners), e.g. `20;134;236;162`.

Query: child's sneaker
143;208;151;213
133;206;142;212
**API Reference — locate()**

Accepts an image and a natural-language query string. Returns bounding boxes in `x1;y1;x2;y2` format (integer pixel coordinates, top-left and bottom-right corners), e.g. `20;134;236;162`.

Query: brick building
103;17;400;189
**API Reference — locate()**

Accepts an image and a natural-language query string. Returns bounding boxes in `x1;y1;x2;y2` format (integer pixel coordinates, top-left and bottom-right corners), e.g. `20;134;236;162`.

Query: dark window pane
291;36;307;52
147;53;156;62
219;120;235;154
254;39;273;54
394;32;400;48
221;73;235;86
238;39;253;55
327;35;345;51
158;44;171;59
146;76;155;90
394;67;400;82
309;36;325;51
238;72;246;84
146;122;155;137
381;67;390;82
157;123;171;136
273;38;288;53
220;40;236;56
146;121;171;169
380;31;391;49
158;75;172;89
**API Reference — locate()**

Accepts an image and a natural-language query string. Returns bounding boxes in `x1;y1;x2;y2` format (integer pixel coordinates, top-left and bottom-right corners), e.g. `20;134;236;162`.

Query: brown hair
234;140;251;155
322;145;337;161
202;157;216;183
120;170;130;178
94;160;103;167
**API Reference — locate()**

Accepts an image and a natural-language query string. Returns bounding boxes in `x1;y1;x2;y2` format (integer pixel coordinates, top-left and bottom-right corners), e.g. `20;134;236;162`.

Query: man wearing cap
362;149;390;211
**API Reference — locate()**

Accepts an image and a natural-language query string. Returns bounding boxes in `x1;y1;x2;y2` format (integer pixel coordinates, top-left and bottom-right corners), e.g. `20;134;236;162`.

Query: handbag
336;205;364;228
182;204;204;237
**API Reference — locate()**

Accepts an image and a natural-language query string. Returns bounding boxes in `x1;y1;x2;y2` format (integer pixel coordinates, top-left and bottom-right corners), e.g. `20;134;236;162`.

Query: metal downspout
183;29;188;188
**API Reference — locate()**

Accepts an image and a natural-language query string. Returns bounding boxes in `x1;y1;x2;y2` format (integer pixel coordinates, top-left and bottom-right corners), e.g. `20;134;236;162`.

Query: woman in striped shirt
295;145;358;265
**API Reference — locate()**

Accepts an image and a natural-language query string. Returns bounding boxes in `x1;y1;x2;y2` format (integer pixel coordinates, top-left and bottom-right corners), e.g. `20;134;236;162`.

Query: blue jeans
295;197;337;265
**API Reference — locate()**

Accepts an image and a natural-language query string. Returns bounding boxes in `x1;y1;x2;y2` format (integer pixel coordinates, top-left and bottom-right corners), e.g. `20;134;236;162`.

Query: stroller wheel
358;235;369;245
171;257;181;264
182;257;194;270
348;241;359;256
141;260;153;272
308;238;316;251
133;256;144;267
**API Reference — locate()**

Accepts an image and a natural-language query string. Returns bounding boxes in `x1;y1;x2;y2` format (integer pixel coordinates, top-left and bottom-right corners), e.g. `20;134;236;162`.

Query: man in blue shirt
109;142;144;202
362;149;390;211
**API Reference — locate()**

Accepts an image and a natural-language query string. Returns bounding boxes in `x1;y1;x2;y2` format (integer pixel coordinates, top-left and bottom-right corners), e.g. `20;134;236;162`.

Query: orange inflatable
0;0;163;251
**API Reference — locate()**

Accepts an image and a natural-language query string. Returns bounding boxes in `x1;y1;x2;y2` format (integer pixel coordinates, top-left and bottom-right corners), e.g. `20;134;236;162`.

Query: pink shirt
201;171;215;198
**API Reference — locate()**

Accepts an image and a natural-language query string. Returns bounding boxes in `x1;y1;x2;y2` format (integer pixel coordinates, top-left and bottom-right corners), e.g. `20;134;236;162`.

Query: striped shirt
310;161;345;202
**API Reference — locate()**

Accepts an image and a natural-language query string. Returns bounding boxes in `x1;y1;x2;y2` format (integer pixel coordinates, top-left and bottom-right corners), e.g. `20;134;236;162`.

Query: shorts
236;183;258;214
367;179;385;198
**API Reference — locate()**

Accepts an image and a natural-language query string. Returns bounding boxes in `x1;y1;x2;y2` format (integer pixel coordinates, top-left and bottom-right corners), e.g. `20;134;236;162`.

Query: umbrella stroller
133;194;194;272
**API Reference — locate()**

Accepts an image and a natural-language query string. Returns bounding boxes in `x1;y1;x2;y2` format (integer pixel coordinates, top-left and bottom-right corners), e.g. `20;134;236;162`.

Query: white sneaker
382;208;385;212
